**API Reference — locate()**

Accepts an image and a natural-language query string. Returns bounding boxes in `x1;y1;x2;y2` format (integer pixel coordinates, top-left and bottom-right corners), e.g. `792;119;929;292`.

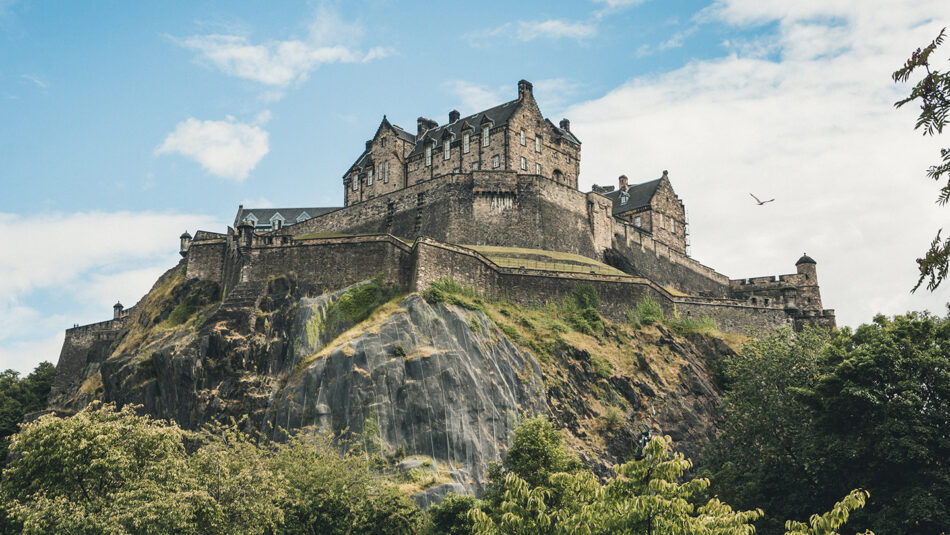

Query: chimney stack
559;118;571;131
619;175;629;191
365;140;373;151
417;117;438;137
449;109;460;123
662;170;669;179
518;79;533;100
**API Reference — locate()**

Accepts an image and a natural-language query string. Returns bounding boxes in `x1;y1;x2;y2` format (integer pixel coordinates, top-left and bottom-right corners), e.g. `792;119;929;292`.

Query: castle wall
48;317;127;408
185;239;226;282
675;300;792;332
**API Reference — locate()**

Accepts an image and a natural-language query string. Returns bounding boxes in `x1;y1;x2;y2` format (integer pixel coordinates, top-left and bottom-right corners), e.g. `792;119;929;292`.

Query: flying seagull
749;193;775;205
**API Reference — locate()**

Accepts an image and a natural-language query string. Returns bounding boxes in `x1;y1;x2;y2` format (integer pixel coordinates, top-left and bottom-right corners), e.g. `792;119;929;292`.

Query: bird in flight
749;193;775;205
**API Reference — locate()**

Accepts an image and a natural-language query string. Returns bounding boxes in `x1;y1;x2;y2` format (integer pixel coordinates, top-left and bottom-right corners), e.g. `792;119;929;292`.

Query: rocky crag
49;263;734;504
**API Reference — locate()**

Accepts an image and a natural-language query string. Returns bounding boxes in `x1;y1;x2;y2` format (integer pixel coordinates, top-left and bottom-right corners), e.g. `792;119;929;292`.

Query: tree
425;493;481;535
893;27;950;291
0;361;55;465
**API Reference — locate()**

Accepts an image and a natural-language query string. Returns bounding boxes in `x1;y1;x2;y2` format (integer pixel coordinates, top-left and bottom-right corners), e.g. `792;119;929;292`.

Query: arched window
553;169;563;182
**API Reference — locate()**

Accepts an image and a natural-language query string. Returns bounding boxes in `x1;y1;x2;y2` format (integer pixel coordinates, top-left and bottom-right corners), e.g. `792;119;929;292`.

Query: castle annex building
65;79;834;370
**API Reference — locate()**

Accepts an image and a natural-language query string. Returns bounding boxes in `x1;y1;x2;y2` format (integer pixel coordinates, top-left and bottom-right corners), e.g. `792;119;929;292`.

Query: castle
62;79;835;371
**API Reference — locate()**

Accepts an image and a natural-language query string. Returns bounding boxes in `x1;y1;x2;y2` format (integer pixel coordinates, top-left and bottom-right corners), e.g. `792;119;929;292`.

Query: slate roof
600;178;664;215
407;99;522;158
239;207;339;228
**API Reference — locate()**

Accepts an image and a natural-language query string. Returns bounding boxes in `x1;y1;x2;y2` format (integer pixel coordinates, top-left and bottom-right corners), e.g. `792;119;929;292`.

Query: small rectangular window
520;129;525;146
425;146;432;166
535;163;541;174
472;162;479;170
444;141;451;160
493;155;500;168
520;157;527;170
535;137;541;153
463;133;470;153
635;216;641;227
352;175;359;191
367;168;374;185
660;214;664;228
384;161;390;183
482;126;490;147
671;219;675;233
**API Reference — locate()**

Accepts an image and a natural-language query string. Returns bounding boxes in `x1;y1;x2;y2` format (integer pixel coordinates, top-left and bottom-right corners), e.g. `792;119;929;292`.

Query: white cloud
20;74;47;88
156;116;269;181
516;19;597;41
0;211;222;373
175;7;391;87
568;0;950;327
444;81;507;113
594;0;647;7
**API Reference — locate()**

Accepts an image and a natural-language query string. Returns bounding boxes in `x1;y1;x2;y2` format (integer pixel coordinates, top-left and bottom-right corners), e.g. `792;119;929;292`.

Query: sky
1;0;949;374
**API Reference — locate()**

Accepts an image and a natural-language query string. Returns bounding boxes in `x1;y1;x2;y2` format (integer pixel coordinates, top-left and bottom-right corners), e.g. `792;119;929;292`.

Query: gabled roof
546;118;581;145
240;207;339;226
407;99;522;158
600;178;664;215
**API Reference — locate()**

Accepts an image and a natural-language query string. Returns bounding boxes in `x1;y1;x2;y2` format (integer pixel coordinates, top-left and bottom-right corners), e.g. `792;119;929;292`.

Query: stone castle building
66;78;835;370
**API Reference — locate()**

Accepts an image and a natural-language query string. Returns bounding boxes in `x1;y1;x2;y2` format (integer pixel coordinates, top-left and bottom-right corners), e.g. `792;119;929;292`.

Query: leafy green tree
893;28;950;290
1;402;205;534
798;313;950;534
425;493;481;535
784;490;873;535
273;430;424;535
0;361;55;464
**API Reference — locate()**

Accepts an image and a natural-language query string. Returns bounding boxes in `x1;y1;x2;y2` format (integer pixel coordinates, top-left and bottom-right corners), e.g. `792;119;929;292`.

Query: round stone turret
179;231;192;257
796;253;816;265
113;301;123;319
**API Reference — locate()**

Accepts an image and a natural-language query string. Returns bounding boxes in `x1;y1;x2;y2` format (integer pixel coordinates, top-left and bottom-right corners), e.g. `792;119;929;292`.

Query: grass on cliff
461;244;629;277
625;296;721;337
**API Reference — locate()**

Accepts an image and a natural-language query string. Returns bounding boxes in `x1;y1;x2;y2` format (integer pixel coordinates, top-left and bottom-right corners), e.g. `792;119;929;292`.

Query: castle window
751;297;757;305
535;163;541;174
553;169;563;181
635;216;641;226
472;162;479;170
520;157;527;171
620;192;629;205
463;133;470;153
660;214;664;228
520;129;526;146
367;168;374;185
444;140;451;160
493;155;500;168
482;126;490;147
567;154;571;163
384;161;390;183
535;136;541;153
670;219;675;233
425;145;432;166
352;174;359;191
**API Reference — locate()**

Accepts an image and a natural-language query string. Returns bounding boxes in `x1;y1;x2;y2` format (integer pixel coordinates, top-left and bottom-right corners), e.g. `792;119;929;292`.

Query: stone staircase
208;280;266;330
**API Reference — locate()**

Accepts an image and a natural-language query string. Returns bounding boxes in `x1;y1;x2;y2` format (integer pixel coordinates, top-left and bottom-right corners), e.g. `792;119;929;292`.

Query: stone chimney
559;118;571;131
518;79;533;100
113;301;123;320
417;117;438;137
619;175;629;191
662;170;669;179
449;109;460;123
365;140;373;151
179;231;192;257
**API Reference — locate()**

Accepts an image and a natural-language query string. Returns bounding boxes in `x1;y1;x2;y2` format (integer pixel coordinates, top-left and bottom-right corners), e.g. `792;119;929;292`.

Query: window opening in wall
352;174;359;191
635;216;641;226
520;157;527;170
384;161;390;183
367;168;374;185
620;192;629;205
425;145;432;166
553;169;563;181
660;214;664;228
444;140;450;160
567;154;571;163
472;162;479;170
482;126;490;146
671;219;675;233
463;133;470;153
520;129;525;145
493;155;500;168
535;163;541;174
751;297;757;305
764;298;770;305
535;136;541;153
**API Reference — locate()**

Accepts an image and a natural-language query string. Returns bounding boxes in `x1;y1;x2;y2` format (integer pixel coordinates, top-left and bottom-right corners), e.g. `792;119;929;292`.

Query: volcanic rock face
50;268;730;501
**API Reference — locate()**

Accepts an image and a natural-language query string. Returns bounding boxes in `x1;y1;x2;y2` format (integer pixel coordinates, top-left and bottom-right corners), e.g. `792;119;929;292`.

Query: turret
179;231;192;257
238;219;255;248
795;253;817;279
795;253;822;312
113;301;123;320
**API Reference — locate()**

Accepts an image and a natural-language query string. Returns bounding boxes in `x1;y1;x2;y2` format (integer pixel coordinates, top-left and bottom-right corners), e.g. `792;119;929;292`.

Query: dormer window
620;192;629;205
482;126;490;147
296;212;311;223
352;174;359;191
520;129;526;146
535;136;541;153
463;133;470;153
270;213;285;230
444;140;451;160
426;145;432;166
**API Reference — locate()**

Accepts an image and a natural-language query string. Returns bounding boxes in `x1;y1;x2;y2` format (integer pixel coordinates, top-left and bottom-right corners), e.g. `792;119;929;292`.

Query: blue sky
1;0;949;373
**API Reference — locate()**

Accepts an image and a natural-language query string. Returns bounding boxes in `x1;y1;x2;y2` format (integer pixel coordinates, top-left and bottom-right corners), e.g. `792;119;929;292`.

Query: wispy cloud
173;6;392;87
20;74;47;88
570;0;950;328
635;26;698;57
156;115;270;181
467;19;597;44
444;81;507;112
